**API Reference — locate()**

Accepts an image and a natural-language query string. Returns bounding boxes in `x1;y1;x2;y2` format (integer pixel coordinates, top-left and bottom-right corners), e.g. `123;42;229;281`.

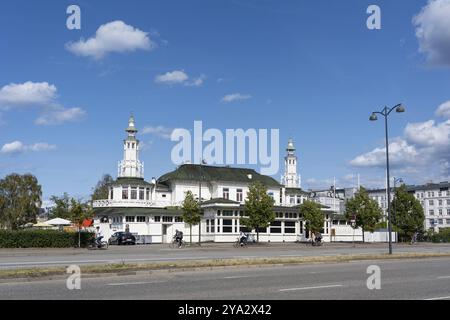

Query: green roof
202;198;240;205
158;164;281;187
110;177;153;187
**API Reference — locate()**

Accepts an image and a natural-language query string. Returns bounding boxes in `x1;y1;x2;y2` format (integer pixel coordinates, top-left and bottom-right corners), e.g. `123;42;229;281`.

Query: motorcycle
88;236;109;249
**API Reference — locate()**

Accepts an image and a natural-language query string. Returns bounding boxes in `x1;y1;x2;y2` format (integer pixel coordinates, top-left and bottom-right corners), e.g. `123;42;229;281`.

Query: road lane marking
223;276;252;279
279;284;344;292
424;296;450;300
107;281;165;286
437;276;450;279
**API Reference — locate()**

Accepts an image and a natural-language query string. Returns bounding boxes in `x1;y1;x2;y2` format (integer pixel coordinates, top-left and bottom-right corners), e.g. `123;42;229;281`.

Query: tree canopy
0;173;42;230
392;184;425;242
299;200;324;236
241;182;275;242
345;187;383;241
91;174;114;201
181;190;201;244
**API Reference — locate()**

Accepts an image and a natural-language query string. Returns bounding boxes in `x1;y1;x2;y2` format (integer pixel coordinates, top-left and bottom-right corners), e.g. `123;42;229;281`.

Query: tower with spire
282;138;301;188
118;114;144;178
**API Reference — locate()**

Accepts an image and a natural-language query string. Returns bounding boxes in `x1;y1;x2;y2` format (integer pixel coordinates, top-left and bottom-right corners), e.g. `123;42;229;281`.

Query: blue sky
1;0;450;201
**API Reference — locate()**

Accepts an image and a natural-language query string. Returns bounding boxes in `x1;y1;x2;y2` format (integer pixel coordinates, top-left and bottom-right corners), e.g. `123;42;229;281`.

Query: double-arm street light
369;104;405;254
393;177;403;225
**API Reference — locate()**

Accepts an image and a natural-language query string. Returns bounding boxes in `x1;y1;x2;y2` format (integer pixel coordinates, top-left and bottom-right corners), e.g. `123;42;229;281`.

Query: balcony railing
93;199;154;208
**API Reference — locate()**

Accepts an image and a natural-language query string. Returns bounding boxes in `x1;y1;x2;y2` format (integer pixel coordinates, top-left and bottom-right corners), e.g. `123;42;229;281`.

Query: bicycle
169;238;186;248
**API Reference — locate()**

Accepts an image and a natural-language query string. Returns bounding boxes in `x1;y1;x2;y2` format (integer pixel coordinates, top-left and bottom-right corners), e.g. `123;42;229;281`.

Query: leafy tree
70;198;93;247
91;174;114;201
392;184;425;242
299;200;324;241
181;191;201;244
0;174;42;230
345;187;383;242
241;182;275;242
48;193;71;219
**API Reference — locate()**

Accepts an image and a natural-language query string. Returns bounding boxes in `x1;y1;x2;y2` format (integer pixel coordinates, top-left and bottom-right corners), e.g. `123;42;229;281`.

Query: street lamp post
393;177;403;225
369;104;405;254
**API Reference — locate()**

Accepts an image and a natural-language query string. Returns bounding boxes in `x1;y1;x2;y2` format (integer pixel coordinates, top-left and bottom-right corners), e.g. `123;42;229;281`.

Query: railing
93;199;154;208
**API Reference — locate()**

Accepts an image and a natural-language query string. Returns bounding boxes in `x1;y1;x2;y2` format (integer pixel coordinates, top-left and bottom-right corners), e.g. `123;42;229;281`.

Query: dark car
108;232;136;245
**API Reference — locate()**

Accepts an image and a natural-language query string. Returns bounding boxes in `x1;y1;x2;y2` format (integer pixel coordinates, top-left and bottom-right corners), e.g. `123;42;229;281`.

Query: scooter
88;236;109;249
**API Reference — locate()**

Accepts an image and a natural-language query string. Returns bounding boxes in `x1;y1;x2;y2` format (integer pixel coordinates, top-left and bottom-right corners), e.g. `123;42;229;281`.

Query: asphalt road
1;243;450;269
0;257;449;300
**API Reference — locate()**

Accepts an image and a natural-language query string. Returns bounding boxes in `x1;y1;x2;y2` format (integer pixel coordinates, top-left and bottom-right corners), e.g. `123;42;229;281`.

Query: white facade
118;115;144;178
409;182;450;232
281;138;301;188
94;116;395;244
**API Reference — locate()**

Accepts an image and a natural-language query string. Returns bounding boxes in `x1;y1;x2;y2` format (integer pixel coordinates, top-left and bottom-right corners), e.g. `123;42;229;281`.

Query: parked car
108;232;136;245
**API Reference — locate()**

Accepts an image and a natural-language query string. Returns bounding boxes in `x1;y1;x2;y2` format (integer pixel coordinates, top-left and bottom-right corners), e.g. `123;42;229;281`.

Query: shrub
424;228;450;243
0;230;94;248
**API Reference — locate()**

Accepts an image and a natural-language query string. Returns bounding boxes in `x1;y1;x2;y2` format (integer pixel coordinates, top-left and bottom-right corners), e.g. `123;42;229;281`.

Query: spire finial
287;138;295;152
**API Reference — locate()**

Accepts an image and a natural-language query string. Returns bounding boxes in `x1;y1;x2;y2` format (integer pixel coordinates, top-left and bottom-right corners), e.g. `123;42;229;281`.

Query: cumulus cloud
221;93;252;103
0;141;56;155
155;70;188;85
351;101;450;180
413;0;450;66
141;126;173;139
436;100;450;118
154;70;205;87
0;81;86;125
35;106;86;125
66;20;154;60
405;119;450;147
0;82;57;110
350;139;420;168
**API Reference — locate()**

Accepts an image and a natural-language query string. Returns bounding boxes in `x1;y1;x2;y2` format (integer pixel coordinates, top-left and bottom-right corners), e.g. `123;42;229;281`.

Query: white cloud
0;81;87;125
154;71;205;87
436;100;450;118
221;93;252;103
405;119;450;147
351;101;450;180
187;74;206;87
350;139;419;168
413;0;450;66
141;126;173;139
155;70;188;85
66;20;154;60
0;82;57;109
0;141;56;155
35;106;86;126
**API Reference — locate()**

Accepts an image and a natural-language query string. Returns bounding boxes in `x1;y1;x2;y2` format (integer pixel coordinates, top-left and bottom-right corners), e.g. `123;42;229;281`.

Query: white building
93;117;317;243
93;116;370;244
408;182;450;232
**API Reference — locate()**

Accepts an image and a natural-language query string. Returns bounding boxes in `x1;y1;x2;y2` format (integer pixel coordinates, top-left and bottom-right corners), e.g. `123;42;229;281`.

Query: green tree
91;174;114;201
181;191;201;244
392;184;425;242
70;198;93;247
299;200;324;241
241;182;275;243
345;187;383;242
48;193;71;219
0;174;42;230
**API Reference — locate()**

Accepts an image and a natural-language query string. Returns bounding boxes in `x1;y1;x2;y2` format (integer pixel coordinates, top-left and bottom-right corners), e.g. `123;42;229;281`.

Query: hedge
424;228;450;243
0;230;95;248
